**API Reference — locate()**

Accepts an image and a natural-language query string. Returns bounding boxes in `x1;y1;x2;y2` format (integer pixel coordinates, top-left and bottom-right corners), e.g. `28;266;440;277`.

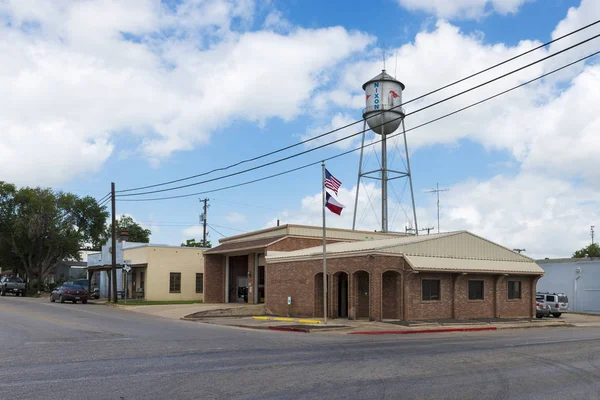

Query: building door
337;273;348;318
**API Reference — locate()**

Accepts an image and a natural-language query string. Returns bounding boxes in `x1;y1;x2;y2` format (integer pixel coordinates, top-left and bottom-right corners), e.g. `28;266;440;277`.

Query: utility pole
406;226;435;235
200;198;209;247
426;183;449;233
513;248;526;254
592;226;595;245
111;182;118;304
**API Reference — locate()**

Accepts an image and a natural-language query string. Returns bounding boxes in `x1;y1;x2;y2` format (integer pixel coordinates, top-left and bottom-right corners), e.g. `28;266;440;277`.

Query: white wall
538;259;600;313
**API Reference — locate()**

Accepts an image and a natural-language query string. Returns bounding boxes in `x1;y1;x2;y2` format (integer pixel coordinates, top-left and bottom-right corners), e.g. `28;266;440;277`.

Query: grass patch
117;300;204;306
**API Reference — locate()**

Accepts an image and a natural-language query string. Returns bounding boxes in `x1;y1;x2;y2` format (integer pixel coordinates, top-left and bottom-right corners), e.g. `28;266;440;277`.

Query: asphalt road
2;296;600;400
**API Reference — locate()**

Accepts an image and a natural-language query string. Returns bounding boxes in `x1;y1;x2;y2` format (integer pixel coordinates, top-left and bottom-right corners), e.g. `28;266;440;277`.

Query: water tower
352;70;418;233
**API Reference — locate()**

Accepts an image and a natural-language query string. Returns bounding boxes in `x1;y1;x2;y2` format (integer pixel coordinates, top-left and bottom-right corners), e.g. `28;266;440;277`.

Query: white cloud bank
0;0;373;185
397;0;533;20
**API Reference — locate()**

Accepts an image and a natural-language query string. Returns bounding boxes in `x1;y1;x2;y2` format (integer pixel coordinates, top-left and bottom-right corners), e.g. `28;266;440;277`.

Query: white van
537;292;569;317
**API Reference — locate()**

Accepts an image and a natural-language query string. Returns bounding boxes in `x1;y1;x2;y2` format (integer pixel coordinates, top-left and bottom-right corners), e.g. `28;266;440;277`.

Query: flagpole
322;161;328;324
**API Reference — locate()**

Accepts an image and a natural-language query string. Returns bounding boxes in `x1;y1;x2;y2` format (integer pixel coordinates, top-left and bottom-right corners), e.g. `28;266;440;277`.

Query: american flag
324;169;342;195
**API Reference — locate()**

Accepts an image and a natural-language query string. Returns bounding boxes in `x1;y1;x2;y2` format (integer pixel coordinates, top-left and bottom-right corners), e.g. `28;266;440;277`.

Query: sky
1;0;599;259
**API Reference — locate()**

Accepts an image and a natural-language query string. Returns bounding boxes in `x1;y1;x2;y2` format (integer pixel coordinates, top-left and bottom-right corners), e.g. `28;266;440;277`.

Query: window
508;281;521;299
546;295;555;302
468;280;484;300
558;295;568;303
422;279;440;301
196;273;204;294
169;273;181;293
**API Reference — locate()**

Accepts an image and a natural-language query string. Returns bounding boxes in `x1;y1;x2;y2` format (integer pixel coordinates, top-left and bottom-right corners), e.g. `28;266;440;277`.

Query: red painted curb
268;326;310;333
349;327;497;335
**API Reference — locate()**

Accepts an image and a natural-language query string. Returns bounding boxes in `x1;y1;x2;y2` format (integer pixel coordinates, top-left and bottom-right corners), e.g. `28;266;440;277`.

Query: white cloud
435;173;600;259
182;225;204;239
0;0;373;185
396;0;532;19
302;113;363;150
265;182;416;233
225;212;247;224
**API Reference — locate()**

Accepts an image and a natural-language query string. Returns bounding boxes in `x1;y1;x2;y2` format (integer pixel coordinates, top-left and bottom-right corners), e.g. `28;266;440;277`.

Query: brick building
204;226;544;321
203;224;403;305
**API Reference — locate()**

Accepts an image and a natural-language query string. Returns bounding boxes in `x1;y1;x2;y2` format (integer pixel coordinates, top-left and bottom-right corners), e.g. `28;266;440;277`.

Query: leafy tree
181;238;211;248
573;243;600;258
0;181;108;292
103;215;151;244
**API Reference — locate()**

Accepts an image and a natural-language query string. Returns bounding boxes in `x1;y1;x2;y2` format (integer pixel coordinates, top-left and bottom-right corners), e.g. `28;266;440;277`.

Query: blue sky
2;0;599;258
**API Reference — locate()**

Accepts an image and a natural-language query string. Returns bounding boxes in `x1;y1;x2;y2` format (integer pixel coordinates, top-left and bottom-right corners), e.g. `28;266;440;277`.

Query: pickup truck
0;277;27;296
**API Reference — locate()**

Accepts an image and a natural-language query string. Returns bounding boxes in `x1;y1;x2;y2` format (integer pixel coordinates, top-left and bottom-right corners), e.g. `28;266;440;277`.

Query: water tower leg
382;124;388;233
352;120;367;230
402;119;418;235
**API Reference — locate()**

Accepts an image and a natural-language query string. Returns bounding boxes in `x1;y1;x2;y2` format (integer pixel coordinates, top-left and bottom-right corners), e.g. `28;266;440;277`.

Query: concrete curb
268;326;311;333
252;316;321;324
349;327;498;335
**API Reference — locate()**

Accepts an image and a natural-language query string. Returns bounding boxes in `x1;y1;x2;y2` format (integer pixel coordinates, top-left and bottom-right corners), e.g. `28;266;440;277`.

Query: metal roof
204;236;287;255
405;255;543;275
362;69;406;90
267;231;538;270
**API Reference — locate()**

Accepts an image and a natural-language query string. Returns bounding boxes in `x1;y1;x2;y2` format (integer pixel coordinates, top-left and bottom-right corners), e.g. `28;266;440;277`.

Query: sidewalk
116;303;265;320
183;313;600;334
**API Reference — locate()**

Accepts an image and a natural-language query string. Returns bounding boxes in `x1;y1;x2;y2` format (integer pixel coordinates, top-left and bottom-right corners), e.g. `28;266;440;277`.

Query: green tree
0;181;108;292
103;215;151;244
181;238;211;248
573;243;600;258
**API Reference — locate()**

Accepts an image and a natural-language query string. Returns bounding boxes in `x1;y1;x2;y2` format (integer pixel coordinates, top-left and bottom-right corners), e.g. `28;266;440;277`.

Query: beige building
88;243;206;302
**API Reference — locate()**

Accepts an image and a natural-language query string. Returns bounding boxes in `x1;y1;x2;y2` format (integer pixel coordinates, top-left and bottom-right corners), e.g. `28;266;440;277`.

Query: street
2;297;600;400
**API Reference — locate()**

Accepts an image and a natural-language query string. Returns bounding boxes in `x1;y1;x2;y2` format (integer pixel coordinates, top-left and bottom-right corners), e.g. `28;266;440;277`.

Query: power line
116;20;600;195
97;192;111;204
117;35;600;199
207;223;226;238
116;49;600;202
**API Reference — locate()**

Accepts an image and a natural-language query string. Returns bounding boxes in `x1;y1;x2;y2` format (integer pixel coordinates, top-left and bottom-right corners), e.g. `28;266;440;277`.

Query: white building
537;258;600;313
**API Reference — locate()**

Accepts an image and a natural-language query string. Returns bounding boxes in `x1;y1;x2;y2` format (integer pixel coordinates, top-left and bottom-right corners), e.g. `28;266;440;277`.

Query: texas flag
325;192;345;215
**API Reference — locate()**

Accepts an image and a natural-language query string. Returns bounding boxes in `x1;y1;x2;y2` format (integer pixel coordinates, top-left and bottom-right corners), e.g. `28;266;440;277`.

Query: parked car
50;284;88;304
535;295;551;318
537;292;569;318
0;276;26;297
65;279;99;299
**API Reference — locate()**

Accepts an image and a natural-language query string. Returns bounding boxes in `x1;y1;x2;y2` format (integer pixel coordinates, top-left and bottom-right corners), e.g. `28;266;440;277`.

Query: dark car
65;279;99;299
50;284;88;304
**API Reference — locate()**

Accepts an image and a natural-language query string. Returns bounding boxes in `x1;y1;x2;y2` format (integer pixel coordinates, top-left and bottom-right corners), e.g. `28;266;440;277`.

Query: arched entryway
334;272;349;318
353;271;370;320
314;273;329;318
382;271;402;320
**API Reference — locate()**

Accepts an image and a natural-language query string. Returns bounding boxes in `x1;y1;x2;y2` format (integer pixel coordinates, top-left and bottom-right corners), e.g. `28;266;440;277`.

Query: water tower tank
362;70;405;135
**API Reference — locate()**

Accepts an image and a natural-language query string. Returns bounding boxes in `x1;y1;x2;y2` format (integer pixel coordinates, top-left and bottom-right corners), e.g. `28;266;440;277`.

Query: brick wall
266;255;404;320
454;275;495;319
406;273;453;321
496;276;533;318
204;254;224;303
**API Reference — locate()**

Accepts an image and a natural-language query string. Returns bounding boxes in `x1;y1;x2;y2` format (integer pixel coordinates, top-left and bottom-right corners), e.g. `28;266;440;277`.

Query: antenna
592;225;595;245
426;182;450;233
394;48;398;78
513;248;526;254
382;41;386;70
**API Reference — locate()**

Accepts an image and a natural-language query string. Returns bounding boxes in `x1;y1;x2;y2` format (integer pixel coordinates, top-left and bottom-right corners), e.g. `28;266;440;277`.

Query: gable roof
266;231;543;274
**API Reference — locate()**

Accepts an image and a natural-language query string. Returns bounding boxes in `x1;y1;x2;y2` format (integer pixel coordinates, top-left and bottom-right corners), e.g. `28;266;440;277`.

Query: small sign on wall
287;296;291;305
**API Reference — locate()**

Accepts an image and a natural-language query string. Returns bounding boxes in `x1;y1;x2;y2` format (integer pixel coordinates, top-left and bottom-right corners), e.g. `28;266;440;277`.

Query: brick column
531;275;542;318
349;272;356;320
370;271;382;321
403;272;417;322
452;274;462;319
247;253;256;304
494;275;505;318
